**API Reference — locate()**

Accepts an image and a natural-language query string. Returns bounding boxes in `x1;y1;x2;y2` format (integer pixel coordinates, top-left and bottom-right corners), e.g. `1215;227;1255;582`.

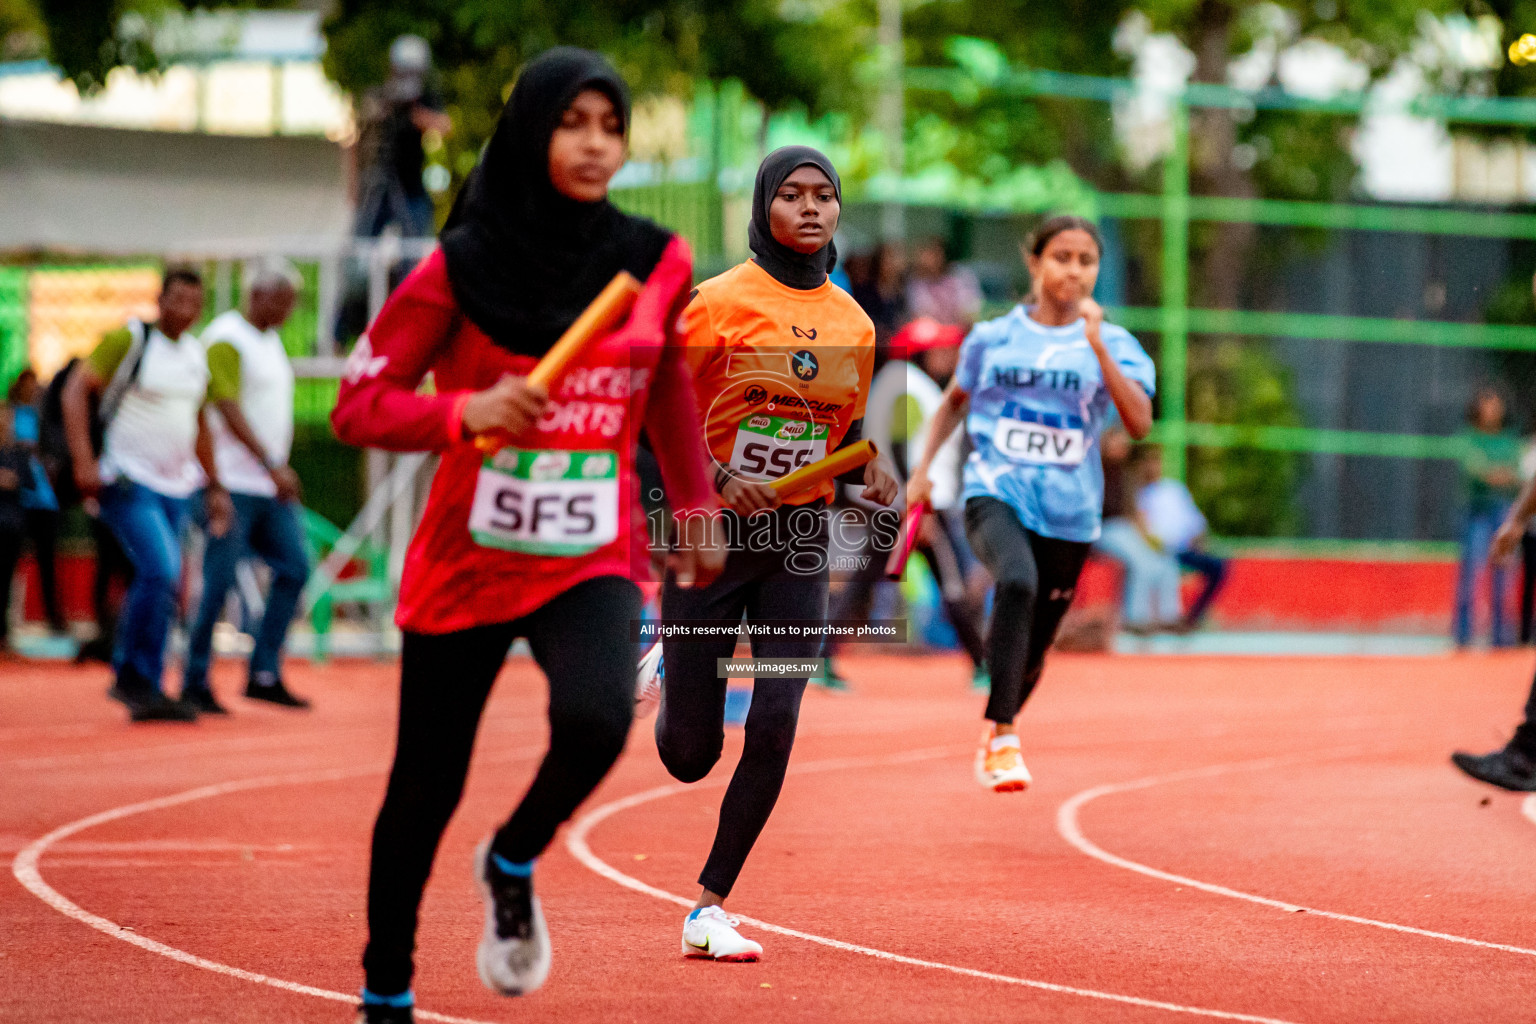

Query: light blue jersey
955;306;1155;543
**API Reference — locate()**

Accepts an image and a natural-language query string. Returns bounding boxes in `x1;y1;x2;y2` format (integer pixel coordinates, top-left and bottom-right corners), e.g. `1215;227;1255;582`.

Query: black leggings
363;575;641;997
657;507;829;899
964;497;1091;725
916;509;987;670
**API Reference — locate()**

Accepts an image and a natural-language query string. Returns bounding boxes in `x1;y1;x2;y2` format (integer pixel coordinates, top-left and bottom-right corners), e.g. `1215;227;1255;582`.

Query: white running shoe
635;643;664;720
474;840;551;996
974;729;1032;793
680;905;762;962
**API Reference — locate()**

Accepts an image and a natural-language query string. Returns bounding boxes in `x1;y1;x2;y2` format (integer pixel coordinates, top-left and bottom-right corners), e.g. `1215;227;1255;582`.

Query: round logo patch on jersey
745;385;768;405
792;350;819;382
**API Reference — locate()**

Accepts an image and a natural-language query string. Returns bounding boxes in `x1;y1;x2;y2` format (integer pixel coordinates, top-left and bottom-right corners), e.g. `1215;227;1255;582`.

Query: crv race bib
469;447;619;555
728;414;829;480
992;412;1087;466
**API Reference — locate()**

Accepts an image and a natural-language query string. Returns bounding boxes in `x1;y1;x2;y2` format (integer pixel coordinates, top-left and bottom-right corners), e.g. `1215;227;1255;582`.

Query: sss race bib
728;414;828;480
992;408;1087;466
469;447;619;556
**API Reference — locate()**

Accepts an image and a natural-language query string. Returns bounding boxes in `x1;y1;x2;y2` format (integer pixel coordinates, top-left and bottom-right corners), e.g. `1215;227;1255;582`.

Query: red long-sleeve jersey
332;238;714;634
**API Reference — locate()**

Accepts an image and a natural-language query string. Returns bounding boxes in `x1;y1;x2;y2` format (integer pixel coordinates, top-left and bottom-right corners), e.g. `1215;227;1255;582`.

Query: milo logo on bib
469;447;619;556
729;414;829;480
992;404;1088;467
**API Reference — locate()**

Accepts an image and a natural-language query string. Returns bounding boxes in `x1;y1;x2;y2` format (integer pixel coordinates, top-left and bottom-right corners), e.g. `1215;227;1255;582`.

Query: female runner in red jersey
332;48;721;1024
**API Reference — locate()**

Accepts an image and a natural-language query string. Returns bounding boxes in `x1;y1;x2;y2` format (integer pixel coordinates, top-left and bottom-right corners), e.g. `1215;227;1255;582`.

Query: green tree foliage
322;0;874;201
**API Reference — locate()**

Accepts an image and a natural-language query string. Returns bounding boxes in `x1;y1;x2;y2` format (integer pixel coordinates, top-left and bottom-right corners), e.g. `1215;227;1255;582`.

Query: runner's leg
363;620;515;997
491;576;642;862
697;548;828;899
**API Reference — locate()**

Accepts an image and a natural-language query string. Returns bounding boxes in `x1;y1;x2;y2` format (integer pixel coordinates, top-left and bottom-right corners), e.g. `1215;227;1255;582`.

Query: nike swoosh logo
687;937;710;950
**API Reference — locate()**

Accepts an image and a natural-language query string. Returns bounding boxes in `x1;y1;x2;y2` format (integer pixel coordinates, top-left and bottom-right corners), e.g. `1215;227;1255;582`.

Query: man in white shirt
63;267;234;722
182;259;311;713
1133;445;1229;629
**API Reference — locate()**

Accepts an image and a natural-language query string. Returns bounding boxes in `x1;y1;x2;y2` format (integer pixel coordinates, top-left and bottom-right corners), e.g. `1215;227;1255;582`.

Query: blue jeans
1095;518;1182;627
1177;549;1228;626
185;492;310;690
98;480;190;692
1456;505;1513;647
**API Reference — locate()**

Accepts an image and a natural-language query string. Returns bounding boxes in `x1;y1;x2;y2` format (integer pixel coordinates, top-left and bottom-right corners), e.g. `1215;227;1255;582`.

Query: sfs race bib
469;447;619;556
728;414;829;480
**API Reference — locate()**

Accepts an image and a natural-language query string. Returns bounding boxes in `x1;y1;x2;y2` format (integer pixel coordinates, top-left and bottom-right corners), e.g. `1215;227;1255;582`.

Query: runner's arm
331;251;482;453
1081;299;1152;439
644;238;715;518
1491;474;1536;564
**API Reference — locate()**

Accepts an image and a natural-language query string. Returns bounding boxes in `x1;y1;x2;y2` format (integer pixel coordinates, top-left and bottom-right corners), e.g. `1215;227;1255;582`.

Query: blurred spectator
851;241;908;349
353;34;451;239
62;267;233;722
854;318;989;688
8;370;65;634
1096;429;1182;633
1520;425;1536;644
1456;388;1520;648
39;361;134;661
182;260;312;714
1133;446;1228;629
907;237;982;329
0;403;26;656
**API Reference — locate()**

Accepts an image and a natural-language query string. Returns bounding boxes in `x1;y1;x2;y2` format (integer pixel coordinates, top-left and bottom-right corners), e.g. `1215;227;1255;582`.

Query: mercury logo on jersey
992;367;1082;391
766;393;843;416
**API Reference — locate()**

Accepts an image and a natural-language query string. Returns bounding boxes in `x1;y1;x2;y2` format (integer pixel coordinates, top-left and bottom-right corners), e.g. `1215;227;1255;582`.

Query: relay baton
473;270;643;453
767;439;878;499
884;499;928;580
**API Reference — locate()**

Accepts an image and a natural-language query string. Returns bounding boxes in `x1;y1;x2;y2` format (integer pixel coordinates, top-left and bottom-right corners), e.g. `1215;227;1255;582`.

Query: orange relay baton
473;271;643;453
767;439;878;500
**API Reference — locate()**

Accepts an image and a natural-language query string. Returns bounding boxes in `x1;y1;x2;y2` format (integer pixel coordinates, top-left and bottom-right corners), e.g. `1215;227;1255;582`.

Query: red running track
4;651;1535;1023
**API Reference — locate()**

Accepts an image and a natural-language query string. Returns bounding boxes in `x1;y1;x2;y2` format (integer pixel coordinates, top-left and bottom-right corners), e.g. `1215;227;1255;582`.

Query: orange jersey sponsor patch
680;261;875;505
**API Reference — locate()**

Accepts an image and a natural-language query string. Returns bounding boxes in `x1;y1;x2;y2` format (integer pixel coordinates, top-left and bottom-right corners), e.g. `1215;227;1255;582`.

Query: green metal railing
908;56;1536;480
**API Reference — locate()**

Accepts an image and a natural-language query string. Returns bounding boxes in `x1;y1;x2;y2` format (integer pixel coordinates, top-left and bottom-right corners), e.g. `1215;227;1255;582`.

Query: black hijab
440;47;671;356
748;145;840;290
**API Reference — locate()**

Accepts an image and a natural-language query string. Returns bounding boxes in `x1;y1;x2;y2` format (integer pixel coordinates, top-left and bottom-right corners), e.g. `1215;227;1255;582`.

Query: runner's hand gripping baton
767;439;878;499
473;271;644;454
884;500;928;580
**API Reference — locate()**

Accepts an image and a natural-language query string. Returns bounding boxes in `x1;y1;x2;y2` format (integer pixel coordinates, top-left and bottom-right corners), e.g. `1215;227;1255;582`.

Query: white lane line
566;746;1301;1024
1057;751;1536;959
12;759;537;1024
1523;795;1536;828
3;713;546;771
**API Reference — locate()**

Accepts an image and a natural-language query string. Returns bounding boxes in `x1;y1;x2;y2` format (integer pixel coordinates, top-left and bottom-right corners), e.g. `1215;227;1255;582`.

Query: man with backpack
61;267;233;722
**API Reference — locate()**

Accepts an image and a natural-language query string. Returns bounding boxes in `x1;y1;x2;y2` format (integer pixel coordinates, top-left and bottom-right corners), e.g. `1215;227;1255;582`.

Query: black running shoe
245;672;311;710
129;692;199;723
1452;747;1536;792
355;1002;414;1024
181;688;229;716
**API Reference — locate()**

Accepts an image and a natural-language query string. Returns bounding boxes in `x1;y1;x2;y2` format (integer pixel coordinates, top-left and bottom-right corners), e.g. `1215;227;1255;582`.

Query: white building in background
1115;10;1536;205
0;8;351;140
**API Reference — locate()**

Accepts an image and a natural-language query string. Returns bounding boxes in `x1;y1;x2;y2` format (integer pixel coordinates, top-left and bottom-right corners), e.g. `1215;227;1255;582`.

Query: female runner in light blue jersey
908;215;1155;792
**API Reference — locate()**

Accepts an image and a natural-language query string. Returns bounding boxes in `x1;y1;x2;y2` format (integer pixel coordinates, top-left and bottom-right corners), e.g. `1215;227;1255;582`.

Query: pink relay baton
884;500;928;581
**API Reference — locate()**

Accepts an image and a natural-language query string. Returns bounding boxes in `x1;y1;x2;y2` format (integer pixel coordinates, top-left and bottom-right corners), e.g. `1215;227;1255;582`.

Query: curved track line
566;746;1300;1024
1057;752;1536;959
11;761;537;1024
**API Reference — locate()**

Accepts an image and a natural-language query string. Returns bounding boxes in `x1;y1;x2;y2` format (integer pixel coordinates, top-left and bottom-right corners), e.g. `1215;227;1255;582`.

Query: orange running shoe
974;728;1032;793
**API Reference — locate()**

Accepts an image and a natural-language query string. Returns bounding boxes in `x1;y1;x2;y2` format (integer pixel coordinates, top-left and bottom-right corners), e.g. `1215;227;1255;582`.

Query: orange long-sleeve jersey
680;260;876;506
